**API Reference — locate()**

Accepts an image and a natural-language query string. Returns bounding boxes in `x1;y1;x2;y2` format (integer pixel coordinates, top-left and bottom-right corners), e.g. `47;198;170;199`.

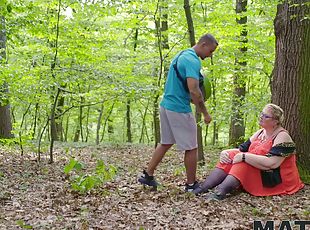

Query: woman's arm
233;131;293;170
233;153;284;170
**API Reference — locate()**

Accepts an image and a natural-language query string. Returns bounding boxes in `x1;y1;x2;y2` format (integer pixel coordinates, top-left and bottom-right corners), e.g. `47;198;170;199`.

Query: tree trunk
153;97;160;147
48;0;61;162
79;96;84;142
100;102;115;142
184;0;205;162
126;99;132;143
32;103;39;140
210;58;218;145
55;95;64;141
229;0;247;146
96;103;104;145
85;105;90;142
153;1;169;148
272;0;310;170
64;112;69;142
49;88;61;163
0;16;13;139
139;99;150;143
184;0;196;46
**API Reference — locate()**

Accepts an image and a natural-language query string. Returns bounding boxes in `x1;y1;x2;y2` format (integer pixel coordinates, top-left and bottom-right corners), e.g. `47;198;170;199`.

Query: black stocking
216;175;240;197
193;168;227;194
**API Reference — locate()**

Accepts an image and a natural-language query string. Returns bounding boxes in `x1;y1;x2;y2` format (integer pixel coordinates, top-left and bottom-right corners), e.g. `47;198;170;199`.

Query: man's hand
203;113;212;124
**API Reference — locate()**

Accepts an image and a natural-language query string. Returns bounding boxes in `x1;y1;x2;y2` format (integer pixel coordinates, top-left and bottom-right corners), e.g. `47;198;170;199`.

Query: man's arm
187;78;211;124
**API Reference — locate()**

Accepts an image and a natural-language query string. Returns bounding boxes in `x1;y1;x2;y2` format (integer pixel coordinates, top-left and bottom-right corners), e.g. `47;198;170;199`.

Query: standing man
138;34;218;192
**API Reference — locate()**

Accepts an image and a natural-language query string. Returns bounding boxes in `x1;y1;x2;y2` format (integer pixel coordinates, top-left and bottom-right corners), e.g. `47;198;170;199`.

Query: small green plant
16;220;33;229
64;158;117;194
173;165;185;176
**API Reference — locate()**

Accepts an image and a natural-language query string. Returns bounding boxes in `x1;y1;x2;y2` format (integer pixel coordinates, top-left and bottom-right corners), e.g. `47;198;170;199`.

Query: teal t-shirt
160;48;201;113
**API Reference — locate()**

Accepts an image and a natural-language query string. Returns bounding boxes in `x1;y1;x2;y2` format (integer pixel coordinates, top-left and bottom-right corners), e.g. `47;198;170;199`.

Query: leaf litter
0;145;309;229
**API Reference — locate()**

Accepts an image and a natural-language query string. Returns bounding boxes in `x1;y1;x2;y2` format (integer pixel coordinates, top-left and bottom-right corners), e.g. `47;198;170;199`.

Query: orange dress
216;135;304;196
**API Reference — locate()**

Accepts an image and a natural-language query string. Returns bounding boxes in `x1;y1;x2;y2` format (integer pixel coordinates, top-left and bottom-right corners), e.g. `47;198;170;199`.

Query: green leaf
63;158;77;174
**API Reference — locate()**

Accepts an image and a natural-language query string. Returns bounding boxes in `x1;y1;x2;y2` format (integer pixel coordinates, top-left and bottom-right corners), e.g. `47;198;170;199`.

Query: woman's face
259;107;278;128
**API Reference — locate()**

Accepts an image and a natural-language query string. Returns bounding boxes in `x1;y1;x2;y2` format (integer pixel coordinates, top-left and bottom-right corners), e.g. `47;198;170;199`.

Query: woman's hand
232;153;243;164
220;151;232;164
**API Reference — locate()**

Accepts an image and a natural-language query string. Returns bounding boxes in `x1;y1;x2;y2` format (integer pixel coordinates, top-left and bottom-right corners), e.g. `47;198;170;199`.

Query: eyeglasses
260;112;273;119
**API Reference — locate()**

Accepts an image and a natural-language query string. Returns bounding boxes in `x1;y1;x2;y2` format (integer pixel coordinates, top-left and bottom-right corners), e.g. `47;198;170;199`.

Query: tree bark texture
229;0;247;146
272;0;310;169
0;16;13;139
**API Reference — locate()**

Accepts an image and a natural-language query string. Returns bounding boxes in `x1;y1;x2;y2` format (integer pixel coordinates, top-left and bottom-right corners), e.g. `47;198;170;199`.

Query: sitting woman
193;103;304;200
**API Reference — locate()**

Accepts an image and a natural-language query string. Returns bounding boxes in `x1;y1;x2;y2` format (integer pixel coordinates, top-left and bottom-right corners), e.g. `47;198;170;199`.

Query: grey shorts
160;106;197;151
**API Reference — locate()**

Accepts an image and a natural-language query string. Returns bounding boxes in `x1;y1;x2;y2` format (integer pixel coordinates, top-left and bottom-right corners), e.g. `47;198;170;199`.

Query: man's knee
185;148;198;154
160;143;173;148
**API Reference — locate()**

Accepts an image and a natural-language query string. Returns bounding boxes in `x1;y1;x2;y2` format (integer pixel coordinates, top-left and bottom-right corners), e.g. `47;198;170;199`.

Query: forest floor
0;144;309;230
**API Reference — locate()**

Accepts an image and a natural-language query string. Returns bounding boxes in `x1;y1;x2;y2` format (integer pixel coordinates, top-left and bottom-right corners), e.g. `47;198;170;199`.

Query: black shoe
138;170;158;188
185;181;199;192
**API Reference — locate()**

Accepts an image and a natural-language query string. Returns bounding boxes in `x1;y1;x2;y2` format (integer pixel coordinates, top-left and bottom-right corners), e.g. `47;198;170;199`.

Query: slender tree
153;0;169;147
272;0;310;170
49;0;62;163
229;0;247;146
184;0;205;163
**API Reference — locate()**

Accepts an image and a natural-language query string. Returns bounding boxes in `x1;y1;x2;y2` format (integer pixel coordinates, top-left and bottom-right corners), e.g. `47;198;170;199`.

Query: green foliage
64;158;117;194
63;158;84;174
2;0;282;147
16;220;33;229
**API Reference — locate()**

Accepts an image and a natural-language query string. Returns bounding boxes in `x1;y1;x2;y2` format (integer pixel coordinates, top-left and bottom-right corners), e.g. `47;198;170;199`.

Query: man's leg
184;148;198;184
146;143;173;175
138;143;172;187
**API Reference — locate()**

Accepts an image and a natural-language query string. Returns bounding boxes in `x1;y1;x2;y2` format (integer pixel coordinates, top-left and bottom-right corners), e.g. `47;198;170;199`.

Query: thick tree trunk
0;16;13;139
272;0;310;170
229;0;247;146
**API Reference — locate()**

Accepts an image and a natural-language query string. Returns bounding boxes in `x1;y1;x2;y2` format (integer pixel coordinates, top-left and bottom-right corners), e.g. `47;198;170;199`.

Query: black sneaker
185;181;199;192
138;170;158;188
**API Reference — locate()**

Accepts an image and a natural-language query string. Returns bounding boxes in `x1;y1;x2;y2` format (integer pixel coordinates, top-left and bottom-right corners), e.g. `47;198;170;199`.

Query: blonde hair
265;103;284;125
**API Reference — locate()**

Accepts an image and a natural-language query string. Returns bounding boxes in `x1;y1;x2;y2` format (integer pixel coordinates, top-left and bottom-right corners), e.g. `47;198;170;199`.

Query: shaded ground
0;145;309;229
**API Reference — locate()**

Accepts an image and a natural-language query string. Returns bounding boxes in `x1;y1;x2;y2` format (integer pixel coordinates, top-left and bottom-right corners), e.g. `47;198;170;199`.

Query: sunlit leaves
3;0;278;144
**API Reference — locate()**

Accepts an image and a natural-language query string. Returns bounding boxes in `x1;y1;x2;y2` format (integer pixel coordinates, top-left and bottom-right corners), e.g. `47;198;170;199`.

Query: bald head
193;33;218;60
198;34;218;46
